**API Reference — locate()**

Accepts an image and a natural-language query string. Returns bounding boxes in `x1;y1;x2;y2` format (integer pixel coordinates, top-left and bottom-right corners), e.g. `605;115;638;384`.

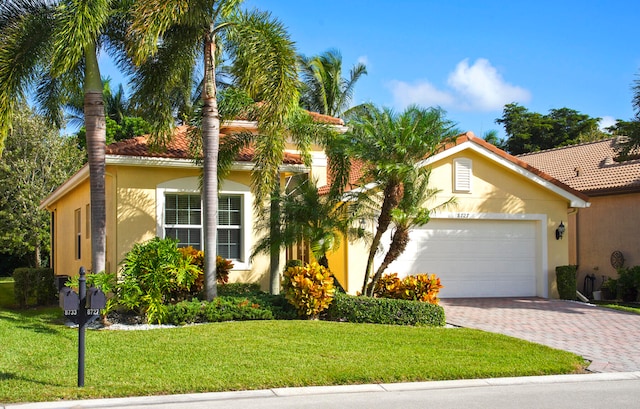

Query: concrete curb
4;372;640;409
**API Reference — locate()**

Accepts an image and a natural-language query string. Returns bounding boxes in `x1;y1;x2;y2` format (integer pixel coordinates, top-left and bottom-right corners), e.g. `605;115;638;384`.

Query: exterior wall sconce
555;221;565;240
358;218;366;237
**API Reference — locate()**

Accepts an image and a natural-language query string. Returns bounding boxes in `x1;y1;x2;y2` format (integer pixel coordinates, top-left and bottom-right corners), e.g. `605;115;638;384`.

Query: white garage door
375;219;539;298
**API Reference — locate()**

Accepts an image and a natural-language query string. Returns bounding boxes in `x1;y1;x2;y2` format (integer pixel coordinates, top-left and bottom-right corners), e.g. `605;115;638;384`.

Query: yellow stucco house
41;124;589;298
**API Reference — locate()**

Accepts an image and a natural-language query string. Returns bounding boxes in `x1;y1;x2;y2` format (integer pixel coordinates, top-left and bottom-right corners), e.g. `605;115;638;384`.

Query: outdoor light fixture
358;218;366;237
555;221;565;240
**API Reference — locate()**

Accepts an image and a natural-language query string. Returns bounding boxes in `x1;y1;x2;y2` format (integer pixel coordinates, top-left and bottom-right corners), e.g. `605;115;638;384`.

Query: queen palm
298;49;367;117
0;0;130;275
337;104;459;295
127;1;298;298
368;168;455;294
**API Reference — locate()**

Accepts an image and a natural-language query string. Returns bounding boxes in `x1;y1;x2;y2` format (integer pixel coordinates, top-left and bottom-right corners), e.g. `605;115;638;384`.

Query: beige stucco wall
335;148;576;298
573;192;640;288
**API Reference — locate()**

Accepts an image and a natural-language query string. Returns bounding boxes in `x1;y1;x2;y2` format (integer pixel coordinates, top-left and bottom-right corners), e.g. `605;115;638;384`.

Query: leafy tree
610;71;640;160
127;1;299;298
0;0;132;275
335;104;459;295
0;104;84;267
298;49;367;117
496;103;606;154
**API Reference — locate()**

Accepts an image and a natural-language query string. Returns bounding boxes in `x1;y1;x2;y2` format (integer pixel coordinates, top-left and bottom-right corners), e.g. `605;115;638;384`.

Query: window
74;208;81;259
164;194;202;249
163;193;243;259
454;158;472;192
218;196;242;259
85;204;91;239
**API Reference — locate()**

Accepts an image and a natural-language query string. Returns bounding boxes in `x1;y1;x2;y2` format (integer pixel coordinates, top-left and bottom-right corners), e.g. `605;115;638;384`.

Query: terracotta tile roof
517;138;640;196
318;159;366;195
105;124;304;164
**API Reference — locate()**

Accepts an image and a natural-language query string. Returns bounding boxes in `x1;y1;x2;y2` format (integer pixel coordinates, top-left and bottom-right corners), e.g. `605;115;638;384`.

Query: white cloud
447;58;531;111
388;58;530;112
388;80;455;108
599;115;617;131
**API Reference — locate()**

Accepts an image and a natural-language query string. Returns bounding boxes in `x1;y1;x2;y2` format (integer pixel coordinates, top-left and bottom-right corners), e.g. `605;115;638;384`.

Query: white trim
429;212;548;298
417;141;590;208
39;165;89;210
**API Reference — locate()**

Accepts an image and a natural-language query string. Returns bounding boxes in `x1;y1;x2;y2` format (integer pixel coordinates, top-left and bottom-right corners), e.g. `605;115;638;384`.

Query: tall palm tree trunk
202;36;219;301
368;226;410;295
269;183;281;294
361;182;402;295
84;43;106;275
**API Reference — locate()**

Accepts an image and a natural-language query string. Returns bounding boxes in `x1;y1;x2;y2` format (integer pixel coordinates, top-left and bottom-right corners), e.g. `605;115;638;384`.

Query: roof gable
419;132;590;207
517;138;640;195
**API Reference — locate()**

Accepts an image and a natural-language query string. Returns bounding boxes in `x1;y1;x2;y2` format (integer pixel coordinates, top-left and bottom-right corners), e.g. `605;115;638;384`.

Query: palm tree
369;168;455;292
0;0;130;276
252;177;361;271
336;104;459;295
298;49;367;117
127;1;298;299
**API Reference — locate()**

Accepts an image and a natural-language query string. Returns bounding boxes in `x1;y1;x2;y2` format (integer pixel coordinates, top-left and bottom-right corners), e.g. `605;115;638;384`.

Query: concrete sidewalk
4;372;640;409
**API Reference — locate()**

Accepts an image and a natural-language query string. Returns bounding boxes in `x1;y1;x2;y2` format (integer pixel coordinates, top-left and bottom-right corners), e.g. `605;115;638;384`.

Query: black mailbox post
58;267;106;387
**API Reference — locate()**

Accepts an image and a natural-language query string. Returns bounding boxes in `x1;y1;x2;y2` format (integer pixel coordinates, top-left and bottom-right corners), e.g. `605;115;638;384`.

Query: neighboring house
40;114;345;289
327;133;590;298
42;127;590;298
518;137;640;290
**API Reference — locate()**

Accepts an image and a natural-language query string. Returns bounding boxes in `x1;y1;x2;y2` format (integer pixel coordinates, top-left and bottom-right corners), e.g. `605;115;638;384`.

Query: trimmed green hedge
555;265;577;300
12;268;57;308
325;292;445;327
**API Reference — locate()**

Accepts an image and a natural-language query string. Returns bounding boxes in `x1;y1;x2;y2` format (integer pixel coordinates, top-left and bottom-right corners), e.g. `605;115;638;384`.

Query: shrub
202;297;273;323
282;262;335;319
118;238;201;323
178;247;234;292
617;266;640;302
325;292;445;327
555;265;577;300
12;268;56;308
373;273;444;304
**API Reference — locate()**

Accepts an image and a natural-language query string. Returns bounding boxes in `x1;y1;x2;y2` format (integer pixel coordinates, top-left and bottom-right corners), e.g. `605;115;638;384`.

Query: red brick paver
441;298;640;372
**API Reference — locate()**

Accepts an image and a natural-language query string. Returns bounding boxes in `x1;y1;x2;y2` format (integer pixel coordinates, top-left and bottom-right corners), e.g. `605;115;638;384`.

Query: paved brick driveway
440;298;640;372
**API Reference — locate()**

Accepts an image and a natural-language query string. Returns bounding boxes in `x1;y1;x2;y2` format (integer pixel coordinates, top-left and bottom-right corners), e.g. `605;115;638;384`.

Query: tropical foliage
282;262;335;319
127;0;299;298
373;272;444;304
0;0;136;276
609;71;640;160
298;48;367;117
333;104;458;295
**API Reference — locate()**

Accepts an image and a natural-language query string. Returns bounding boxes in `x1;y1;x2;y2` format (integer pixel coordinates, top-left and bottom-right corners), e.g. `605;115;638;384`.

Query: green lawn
592;300;640;315
0;304;587;404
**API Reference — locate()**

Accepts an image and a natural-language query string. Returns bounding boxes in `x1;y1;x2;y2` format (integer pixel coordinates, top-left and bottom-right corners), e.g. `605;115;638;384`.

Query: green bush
555;265;577;300
217;282;297;320
325;292;445;327
617;266;640;302
12;268;56;308
164;297;274;325
118;237;201;323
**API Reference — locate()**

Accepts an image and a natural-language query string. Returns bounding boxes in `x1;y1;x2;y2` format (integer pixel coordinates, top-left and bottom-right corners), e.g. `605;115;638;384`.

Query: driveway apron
441;298;640;372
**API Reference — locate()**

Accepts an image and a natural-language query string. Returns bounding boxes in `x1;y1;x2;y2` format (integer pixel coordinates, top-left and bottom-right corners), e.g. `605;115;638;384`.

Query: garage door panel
375;219;539;298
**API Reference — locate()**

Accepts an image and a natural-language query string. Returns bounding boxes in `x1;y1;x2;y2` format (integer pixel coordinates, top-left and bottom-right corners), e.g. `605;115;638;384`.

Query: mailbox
86;287;107;310
59;287;80;312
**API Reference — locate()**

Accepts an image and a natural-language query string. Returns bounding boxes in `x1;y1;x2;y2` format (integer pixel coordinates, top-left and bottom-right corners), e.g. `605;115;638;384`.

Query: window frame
156;177;252;270
453;157;473;193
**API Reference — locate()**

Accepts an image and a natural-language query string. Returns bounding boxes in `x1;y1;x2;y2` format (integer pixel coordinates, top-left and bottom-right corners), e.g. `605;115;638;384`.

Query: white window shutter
454;158;472;192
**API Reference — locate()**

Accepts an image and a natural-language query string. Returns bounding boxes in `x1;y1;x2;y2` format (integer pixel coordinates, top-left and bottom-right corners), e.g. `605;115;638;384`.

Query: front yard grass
0;306;586;404
592;300;640;315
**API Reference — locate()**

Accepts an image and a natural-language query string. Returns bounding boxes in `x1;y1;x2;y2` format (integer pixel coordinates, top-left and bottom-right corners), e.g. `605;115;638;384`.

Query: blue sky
101;0;640;139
